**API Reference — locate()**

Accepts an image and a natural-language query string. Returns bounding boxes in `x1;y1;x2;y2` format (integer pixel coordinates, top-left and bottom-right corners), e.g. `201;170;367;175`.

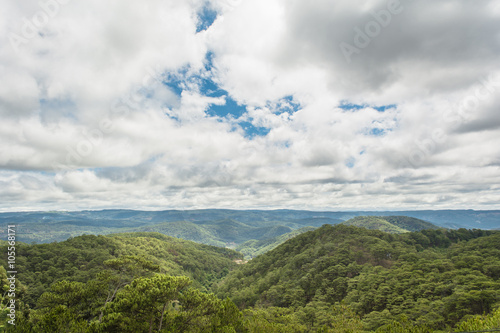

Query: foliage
341;216;439;233
381;216;439;232
8;273;246;333
2;223;500;332
0;232;242;309
454;307;500;331
216;225;500;331
236;227;316;259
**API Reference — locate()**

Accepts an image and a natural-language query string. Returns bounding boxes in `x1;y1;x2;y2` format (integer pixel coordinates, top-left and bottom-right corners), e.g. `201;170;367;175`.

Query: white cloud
0;0;499;211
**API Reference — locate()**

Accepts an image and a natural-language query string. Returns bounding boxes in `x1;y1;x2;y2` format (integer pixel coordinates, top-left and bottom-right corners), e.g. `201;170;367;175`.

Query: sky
0;0;500;212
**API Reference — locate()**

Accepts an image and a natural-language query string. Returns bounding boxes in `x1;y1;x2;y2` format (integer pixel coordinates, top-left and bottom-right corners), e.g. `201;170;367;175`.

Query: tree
100;274;191;332
100;274;245;333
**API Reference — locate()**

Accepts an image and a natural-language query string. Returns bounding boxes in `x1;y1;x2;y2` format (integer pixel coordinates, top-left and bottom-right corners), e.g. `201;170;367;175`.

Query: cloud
0;0;499;211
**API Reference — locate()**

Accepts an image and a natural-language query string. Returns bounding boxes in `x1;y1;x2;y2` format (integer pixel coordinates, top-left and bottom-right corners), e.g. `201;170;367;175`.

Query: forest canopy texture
1;225;499;332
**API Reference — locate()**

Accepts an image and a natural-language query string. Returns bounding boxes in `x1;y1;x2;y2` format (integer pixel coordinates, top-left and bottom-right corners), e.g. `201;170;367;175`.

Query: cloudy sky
1;0;499;212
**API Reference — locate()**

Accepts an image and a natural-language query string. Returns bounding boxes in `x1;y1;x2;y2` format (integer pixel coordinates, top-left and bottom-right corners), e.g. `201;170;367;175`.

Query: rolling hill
2;227;500;332
236;216;439;259
341;215;439;233
137;221;225;247
215;225;500;331
0;209;496;247
236;226;316;259
0;232;243;308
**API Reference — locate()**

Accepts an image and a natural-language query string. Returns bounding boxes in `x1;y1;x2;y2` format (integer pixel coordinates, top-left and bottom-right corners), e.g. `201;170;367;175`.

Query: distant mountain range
0;209;498;250
237;216;439;258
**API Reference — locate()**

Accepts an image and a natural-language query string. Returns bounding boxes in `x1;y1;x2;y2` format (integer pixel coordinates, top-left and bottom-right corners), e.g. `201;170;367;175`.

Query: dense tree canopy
1;225;499;332
216;225;500;331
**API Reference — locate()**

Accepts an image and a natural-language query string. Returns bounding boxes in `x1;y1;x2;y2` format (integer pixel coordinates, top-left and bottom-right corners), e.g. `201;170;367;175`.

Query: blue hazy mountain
0;209;498;245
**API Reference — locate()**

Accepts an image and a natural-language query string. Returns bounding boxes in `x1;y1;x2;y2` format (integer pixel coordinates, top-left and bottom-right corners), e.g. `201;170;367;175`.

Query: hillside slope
2;209;497;244
215;225;500;331
0;232;242;308
342;215;439;233
137;221;224;246
381;215;440;231
2;226;499;332
342;216;409;233
236;226;316;259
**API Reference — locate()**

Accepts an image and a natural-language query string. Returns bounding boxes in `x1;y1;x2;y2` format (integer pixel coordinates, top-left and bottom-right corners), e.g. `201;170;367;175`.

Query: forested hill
1;227;500;332
341;216;439;233
236;226;316;259
215;225;500;331
0;232;242;309
1;209;499;244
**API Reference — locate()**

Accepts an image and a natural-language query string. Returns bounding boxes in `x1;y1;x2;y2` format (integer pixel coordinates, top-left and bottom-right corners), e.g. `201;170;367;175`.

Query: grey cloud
1;0;500;211
95;165;152;184
454;119;500;134
279;0;500;97
453;97;500;134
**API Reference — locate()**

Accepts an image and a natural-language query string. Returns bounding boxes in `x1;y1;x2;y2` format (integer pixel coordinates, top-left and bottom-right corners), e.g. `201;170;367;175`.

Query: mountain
381;215;440;231
137;221;225;247
341;215;439;233
215;225;500;331
136;219;295;248
236;226;316;259
342;216;409;233
0;209;498;244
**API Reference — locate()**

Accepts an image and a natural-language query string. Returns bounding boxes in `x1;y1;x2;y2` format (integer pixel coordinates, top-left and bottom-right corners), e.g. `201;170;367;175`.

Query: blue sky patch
196;5;218;33
206;95;246;118
345;157;356;168
373;104;397;112
339;101;397;112
271;95;301;115
162;70;188;97
369;128;386;136
161;51;272;139
236;120;271;139
339;102;365;111
203;51;215;71
200;78;226;98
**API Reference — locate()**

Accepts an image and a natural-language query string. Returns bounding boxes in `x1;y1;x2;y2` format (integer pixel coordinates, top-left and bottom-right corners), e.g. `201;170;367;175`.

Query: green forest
1;224;499;332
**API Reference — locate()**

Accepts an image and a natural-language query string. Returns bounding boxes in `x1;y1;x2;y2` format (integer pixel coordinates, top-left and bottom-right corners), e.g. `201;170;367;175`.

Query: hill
0;232;242;308
215;225;500;331
381;215;440;231
137;221;225;247
341;215;439;233
236;226;316;259
2;226;500;332
1;209;498;244
342;216;410;233
136;219;295;247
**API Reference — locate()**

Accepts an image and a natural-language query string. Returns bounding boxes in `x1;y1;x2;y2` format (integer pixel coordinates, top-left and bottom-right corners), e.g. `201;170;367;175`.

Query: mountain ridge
341;215;440;233
0;209;497;245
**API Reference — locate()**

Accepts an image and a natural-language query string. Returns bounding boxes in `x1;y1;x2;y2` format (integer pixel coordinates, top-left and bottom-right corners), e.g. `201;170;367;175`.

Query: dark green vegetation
0;232;242;309
236;227;316;259
0;211;439;266
216;225;500;332
0;233;246;332
138;219;300;247
2;209;499;245
1;223;499;332
342;216;439;233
